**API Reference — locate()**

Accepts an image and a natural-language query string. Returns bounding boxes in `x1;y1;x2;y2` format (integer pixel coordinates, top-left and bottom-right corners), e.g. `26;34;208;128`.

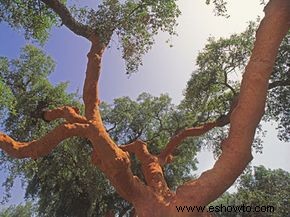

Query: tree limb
223;66;237;95
43;106;87;123
158;122;217;166
0;123;90;159
158;92;239;166
41;0;91;39
83;39;106;120
158;70;290;168
173;0;290;207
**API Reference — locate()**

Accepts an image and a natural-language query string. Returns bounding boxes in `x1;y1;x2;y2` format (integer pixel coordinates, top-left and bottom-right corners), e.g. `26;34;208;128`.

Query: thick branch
158;122;217;165
43;106;87;123
157;78;290;167
83;39;106;120
0;123;89;159
121;140;171;197
41;0;91;39
173;0;290;207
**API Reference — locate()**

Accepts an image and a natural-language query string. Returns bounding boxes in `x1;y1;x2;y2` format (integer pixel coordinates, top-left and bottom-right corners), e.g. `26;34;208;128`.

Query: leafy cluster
265;30;290;141
0;202;36;217
1;0;180;73
0;45;76;140
205;0;229;17
211;166;290;217
70;0;180;74
100;93;199;188
0;0;60;43
182;22;257;118
181;22;290;154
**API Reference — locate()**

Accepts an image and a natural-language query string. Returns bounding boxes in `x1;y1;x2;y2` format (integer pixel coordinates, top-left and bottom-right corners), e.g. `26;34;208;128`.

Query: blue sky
0;0;289;206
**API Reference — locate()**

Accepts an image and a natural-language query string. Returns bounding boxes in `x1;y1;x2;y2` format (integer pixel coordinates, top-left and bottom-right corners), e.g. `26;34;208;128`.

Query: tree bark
0;0;289;216
172;0;290;213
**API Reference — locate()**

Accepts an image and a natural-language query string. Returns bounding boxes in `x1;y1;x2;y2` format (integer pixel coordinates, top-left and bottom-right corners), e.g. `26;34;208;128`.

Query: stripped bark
172;0;290;211
158;122;217;165
0;0;289;216
0;123;89;159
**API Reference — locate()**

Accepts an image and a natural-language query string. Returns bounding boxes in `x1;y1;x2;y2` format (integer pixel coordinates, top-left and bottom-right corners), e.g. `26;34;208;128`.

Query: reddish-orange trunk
0;0;289;216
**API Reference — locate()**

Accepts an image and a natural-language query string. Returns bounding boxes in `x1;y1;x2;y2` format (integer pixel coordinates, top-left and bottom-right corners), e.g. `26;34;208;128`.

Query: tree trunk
0;0;289;216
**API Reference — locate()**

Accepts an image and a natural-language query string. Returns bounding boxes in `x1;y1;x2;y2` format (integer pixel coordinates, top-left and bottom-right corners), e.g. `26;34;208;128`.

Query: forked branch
121;140;171;197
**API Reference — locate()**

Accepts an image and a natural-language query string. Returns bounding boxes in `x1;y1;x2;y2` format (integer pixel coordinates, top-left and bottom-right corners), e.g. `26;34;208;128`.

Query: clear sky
0;0;289;206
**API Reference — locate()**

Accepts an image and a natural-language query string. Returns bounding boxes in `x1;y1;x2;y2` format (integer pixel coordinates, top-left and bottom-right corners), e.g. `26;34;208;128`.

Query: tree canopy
0;0;289;217
212;166;290;217
0;202;35;217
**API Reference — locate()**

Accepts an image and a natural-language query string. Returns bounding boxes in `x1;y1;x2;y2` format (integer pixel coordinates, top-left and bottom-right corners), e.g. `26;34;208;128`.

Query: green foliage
181;21;290;155
211;166;290;217
71;0;180;74
264;30;290;141
100;92;199;188
0;45;76;140
24;139;125;217
0;71;15;118
1;0;180;73
179;22;258;156
0;202;36;217
205;0;229;17
0;0;60;43
0;45;123;216
182;21;257;118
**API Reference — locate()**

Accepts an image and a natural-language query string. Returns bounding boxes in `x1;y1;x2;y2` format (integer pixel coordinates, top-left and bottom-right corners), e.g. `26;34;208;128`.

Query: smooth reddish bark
0;0;289;216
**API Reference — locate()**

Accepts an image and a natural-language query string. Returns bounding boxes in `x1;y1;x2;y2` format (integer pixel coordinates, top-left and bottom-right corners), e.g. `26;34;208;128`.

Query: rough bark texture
0;0;289;216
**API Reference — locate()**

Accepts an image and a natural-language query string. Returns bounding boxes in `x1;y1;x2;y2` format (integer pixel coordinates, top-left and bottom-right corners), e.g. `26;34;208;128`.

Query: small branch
217;68;237;95
0;123;90;159
121;140;171;197
268;79;290;89
217;78;290;126
158;122;217;165
43;106;87;123
216;77;290;126
116;1;148;28
224;82;237;95
106;123;117;133
41;0;91;39
158;89;240;166
216;93;239;127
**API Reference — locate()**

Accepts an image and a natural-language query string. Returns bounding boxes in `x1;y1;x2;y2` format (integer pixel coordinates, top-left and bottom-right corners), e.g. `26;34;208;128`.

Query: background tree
0;0;289;217
211;166;290;217
0;202;35;217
